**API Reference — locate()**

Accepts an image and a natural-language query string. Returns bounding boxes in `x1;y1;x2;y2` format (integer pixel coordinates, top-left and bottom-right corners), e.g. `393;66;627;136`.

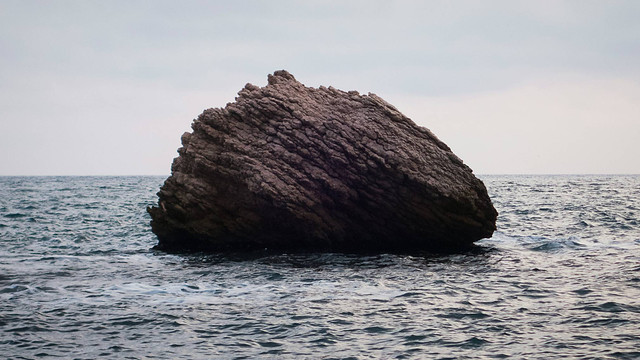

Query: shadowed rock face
148;70;497;253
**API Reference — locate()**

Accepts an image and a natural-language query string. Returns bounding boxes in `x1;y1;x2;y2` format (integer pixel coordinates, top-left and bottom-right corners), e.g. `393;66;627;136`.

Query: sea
1;175;639;359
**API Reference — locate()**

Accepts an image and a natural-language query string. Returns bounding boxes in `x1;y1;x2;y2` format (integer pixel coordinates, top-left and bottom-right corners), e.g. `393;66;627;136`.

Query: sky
1;0;639;175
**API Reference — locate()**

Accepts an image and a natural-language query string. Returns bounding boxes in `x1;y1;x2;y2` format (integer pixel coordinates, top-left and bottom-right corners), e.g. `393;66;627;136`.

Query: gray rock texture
148;70;497;252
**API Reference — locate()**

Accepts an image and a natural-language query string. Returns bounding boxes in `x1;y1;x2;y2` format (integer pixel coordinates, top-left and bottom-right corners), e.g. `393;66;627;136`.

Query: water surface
1;175;639;359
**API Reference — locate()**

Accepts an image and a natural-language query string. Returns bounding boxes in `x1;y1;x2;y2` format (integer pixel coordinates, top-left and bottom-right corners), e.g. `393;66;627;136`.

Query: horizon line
1;173;639;177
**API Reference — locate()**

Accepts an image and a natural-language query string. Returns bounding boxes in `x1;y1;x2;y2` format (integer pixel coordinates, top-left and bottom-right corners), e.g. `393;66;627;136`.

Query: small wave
527;238;586;252
4;213;26;218
6;325;50;333
404;334;427;342
363;326;392;334
578;220;593;227
572;288;593;296
437;311;490;320
580;301;640;314
586;318;630;326
258;341;283;348
442;336;490;349
0;284;30;294
395;291;422;298
109;316;156;327
481;233;589;253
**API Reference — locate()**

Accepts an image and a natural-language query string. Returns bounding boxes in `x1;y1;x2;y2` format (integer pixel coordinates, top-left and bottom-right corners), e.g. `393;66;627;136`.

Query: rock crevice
148;70;497;252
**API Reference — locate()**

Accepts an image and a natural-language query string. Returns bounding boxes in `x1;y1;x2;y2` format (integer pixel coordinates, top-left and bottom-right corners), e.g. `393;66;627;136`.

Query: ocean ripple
0;175;639;358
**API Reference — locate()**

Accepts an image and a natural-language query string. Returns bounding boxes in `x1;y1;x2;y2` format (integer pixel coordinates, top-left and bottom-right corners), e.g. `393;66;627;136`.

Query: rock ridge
148;70;497;252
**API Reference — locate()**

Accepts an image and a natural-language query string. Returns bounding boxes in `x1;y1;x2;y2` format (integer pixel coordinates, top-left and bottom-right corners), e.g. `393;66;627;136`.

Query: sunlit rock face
148;70;497;253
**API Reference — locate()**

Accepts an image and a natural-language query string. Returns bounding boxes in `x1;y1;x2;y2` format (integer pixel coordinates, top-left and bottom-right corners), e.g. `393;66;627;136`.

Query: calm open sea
1;175;639;359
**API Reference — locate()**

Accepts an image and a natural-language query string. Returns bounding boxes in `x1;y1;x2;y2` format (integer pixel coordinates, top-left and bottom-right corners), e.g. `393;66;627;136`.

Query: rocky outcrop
148;70;497;253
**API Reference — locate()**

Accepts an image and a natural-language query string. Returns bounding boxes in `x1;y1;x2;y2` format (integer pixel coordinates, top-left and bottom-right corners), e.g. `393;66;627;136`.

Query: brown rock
148;70;497;252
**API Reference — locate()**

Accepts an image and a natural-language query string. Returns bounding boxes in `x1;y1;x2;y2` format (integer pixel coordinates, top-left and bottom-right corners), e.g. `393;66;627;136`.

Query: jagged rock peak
148;70;497;253
267;69;297;85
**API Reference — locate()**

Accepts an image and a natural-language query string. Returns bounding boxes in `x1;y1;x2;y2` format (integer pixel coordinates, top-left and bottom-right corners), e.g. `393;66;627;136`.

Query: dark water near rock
1;175;639;359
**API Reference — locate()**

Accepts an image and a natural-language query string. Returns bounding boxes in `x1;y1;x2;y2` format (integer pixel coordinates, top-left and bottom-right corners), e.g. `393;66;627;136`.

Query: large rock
148;70;497;252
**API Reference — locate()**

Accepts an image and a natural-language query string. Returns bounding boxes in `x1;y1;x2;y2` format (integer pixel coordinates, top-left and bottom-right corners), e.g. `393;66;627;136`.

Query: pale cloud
0;74;234;175
389;76;640;174
1;0;639;174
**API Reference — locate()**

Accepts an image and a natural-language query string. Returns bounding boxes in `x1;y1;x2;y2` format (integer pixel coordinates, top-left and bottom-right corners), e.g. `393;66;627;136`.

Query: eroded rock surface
148;70;497;252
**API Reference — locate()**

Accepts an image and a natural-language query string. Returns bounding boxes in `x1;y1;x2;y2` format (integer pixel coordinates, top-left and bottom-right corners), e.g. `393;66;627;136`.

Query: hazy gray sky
1;0;639;175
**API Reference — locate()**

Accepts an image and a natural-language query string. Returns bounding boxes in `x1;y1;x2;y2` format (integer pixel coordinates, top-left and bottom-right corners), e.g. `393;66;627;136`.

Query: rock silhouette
148;70;497;252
